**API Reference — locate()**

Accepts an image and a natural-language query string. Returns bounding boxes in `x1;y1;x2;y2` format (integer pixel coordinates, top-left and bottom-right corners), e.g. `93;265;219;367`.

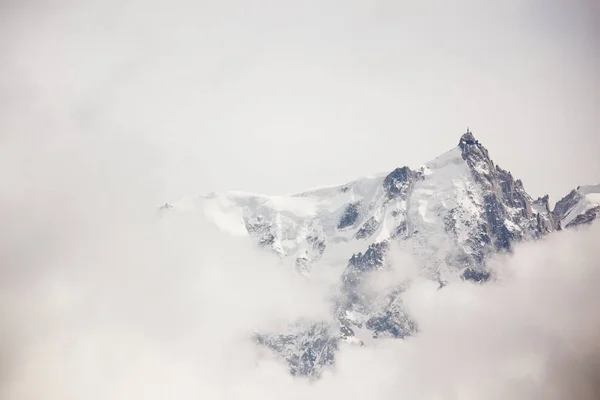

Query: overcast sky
2;3;600;398
1;0;598;204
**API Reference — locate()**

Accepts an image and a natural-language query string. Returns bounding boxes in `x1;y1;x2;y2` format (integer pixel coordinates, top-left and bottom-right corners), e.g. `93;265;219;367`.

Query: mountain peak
459;127;478;147
163;131;597;377
457;127;492;167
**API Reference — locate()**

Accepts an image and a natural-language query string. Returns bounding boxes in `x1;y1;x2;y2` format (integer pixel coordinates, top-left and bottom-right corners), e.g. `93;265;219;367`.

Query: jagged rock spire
459;127;478;147
458;127;490;163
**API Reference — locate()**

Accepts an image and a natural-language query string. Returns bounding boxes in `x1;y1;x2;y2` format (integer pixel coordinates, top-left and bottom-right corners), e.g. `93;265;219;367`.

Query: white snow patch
504;219;522;232
562;185;600;226
418;199;430;222
202;198;248;236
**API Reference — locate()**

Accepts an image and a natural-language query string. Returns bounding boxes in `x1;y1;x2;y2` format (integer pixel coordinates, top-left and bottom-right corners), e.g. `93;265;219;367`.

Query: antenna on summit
466;126;470;134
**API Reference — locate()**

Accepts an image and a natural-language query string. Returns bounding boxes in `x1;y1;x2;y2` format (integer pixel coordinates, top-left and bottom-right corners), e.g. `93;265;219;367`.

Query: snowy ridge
162;130;598;376
165;131;571;277
553;184;600;228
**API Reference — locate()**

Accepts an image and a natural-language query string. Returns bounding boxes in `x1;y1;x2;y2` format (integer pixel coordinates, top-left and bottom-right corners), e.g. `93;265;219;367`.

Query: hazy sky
2;3;600;398
1;0;598;204
2;164;600;399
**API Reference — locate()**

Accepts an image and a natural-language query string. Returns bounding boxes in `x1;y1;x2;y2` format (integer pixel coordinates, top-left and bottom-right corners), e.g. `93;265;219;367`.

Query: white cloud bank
1;134;599;400
1;2;598;396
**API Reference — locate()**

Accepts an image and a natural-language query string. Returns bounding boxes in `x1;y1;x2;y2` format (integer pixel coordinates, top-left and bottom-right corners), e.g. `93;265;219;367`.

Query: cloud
1;124;599;399
396;225;600;399
1;1;599;398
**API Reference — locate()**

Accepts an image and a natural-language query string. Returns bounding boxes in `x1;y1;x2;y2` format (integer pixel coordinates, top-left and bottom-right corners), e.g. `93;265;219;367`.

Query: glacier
161;130;599;377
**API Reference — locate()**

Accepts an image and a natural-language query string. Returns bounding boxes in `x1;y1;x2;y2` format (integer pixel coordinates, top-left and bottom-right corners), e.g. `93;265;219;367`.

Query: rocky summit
162;130;599;377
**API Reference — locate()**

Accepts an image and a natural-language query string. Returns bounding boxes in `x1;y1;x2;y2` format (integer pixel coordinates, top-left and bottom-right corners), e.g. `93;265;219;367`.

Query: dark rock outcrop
383;166;416;199
338;201;361;229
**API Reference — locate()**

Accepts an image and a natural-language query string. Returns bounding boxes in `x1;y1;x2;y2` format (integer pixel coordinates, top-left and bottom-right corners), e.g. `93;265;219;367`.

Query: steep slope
161;130;593;377
164;130;558;277
553;184;600;228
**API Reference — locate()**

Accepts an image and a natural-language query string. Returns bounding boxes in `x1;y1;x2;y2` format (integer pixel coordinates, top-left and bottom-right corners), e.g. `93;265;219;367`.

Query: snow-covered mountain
162;130;598;377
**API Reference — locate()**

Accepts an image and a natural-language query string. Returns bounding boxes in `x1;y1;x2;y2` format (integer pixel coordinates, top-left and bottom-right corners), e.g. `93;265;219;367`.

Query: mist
1;132;599;399
2;0;600;398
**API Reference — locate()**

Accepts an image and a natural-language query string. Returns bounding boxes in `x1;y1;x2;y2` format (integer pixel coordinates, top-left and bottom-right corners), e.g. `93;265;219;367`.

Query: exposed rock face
553;185;600;228
532;195;559;234
255;322;339;377
338;201;361;229
553;189;581;223
383;166;418;199
355;216;380;239
458;131;552;252
565;206;600;227
163;130;597;377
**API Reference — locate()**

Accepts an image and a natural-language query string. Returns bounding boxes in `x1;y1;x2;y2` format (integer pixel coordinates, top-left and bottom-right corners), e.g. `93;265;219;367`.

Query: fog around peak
1;131;599;399
1;0;599;398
